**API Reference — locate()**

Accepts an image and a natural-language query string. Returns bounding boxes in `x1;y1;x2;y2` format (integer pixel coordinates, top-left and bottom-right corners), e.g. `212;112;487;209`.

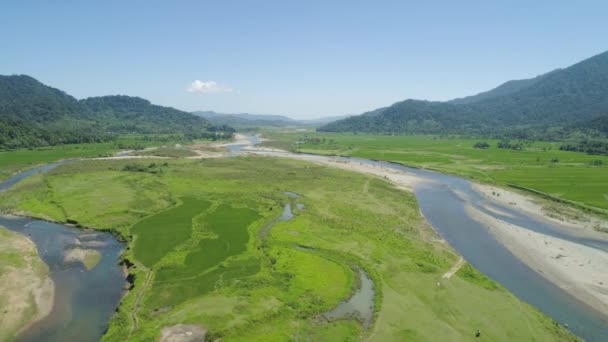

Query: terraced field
0;157;577;341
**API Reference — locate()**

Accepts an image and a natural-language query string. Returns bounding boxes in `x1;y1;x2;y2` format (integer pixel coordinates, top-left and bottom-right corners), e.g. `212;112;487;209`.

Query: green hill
0;75;226;149
319;50;608;137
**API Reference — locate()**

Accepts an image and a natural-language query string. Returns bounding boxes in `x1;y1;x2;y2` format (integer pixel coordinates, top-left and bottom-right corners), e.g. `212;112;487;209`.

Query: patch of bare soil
159;324;207;342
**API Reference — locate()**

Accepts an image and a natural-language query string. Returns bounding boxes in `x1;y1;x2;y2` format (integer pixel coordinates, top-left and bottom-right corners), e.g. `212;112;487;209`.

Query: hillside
81;96;211;133
193;111;350;127
319;50;608;137
0;75;224;148
193;111;297;127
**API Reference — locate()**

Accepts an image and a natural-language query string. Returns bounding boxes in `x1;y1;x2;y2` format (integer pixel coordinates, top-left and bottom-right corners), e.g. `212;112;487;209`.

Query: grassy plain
128;147;199;158
0;134;211;181
0;157;577;341
262;132;608;212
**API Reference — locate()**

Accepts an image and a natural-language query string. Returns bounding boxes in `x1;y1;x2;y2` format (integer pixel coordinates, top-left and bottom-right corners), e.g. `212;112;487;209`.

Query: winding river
245;137;608;341
2;136;608;341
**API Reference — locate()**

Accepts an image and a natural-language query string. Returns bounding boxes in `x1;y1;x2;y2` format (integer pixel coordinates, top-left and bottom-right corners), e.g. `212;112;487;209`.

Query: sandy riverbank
0;227;54;341
467;205;608;316
244;147;426;190
474;183;608;238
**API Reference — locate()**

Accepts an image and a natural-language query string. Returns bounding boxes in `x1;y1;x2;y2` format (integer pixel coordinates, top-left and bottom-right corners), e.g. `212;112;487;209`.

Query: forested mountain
193;111;297;127
448;70;559;105
0;75;81;124
0;75;226;149
193;111;351;127
81;96;211;133
319;50;608;137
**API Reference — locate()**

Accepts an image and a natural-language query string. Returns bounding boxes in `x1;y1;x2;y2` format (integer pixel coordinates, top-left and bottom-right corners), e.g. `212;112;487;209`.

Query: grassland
0;134;212;182
128;147;199;158
262;132;608;212
0;157;577;341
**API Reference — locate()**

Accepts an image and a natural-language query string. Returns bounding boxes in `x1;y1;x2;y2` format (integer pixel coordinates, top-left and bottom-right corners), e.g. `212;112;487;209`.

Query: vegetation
0;75;234;149
128;147;199;158
0;134;206;181
559;140;608;156
263;132;608;212
473;141;490;149
319;51;608;138
0;157;576;341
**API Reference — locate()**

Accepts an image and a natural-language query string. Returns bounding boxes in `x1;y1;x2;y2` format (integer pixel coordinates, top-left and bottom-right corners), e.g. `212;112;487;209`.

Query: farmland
0;156;576;341
262;132;608;212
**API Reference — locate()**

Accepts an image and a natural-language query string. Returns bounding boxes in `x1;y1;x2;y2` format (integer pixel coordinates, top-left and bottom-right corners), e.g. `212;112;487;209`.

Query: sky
1;1;607;119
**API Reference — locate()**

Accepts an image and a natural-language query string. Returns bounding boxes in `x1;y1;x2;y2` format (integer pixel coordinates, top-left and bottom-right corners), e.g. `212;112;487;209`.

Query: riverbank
243;147;426;190
467;205;608;317
474;183;608;236
0;226;54;341
244;143;608;322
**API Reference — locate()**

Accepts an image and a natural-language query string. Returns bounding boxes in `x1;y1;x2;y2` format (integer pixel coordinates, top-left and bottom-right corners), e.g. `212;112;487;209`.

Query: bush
473;141;490;149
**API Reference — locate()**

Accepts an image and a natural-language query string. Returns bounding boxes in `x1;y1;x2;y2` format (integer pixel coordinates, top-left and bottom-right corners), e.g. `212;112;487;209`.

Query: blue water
341;156;608;341
0;163;125;342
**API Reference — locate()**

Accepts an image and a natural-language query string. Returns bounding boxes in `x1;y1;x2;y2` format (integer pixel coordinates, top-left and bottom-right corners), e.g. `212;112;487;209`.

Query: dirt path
442;257;466;279
129;270;154;335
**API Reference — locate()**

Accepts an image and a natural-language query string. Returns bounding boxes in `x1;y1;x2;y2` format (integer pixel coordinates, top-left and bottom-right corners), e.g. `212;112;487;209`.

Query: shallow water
259;203;295;238
225;135;261;156
322;269;375;329
0;162;65;193
0;217;125;342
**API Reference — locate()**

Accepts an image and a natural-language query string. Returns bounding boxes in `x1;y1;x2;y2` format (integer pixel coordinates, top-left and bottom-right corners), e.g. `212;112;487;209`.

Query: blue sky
1;1;607;118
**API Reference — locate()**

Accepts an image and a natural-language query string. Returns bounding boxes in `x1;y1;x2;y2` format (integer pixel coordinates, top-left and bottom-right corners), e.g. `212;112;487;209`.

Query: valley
2;5;608;341
0;137;586;341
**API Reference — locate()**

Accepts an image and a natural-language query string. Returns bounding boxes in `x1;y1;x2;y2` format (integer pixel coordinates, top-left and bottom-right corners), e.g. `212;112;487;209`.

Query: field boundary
505;183;608;218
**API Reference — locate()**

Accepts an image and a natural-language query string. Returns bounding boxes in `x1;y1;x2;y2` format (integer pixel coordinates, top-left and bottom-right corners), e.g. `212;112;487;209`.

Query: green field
0;157;577;341
128;146;199;158
132;197;212;267
0;134;213;182
263;132;608;212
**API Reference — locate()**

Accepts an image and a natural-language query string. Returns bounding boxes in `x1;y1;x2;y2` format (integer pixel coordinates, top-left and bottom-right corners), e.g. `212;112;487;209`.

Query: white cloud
187;80;233;94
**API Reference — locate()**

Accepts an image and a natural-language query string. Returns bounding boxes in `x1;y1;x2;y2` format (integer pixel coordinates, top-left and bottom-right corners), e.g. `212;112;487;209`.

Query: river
0;165;125;342
244;136;608;341
2;137;608;341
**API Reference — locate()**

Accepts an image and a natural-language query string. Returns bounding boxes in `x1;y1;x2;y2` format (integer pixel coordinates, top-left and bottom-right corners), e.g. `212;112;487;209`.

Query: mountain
0;75;81;124
448;70;560;105
193;111;297;127
193;111;352;127
297;114;355;125
319;50;608;137
81;96;212;133
0;75;225;149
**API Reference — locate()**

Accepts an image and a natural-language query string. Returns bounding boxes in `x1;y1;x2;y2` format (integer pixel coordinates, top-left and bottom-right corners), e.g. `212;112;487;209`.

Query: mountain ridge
319;50;608;137
0;75;229;148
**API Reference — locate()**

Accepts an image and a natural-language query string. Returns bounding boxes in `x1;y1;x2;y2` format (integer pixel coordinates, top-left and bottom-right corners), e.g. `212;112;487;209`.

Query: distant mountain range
320;50;608;138
193;111;350;127
0;75;223;148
